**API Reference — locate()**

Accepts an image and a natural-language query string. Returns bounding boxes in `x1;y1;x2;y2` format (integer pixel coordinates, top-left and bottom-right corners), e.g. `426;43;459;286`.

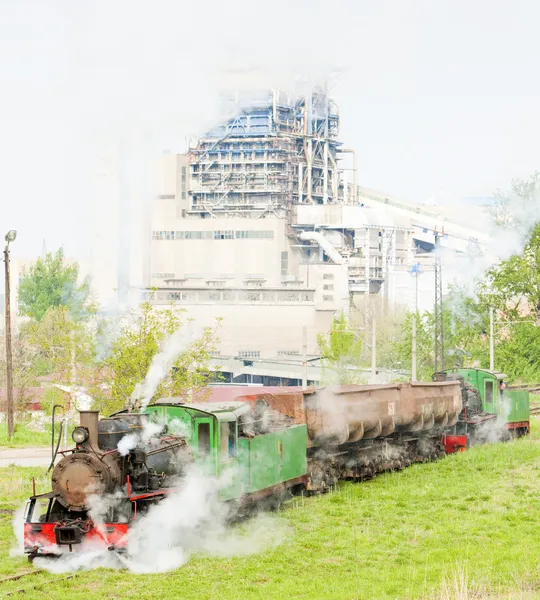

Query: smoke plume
130;321;202;411
32;466;289;574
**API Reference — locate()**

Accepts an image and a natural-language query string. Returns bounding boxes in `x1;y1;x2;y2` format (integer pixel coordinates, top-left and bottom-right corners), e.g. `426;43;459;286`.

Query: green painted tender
442;368;530;424
144;400;307;502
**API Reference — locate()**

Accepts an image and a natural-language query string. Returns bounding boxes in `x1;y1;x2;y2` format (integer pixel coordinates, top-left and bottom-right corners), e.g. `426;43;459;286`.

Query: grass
0;422;52;449
0;421;539;599
0;418;77;449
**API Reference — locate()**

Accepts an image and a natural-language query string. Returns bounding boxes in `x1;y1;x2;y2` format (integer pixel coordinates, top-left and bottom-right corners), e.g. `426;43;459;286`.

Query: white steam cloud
33;467;289;574
129;321;203;411
441;182;540;299
10;504;26;557
116;422;162;456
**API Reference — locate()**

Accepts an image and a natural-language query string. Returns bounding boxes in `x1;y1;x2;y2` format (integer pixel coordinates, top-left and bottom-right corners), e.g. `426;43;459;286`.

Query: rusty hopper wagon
202;381;462;491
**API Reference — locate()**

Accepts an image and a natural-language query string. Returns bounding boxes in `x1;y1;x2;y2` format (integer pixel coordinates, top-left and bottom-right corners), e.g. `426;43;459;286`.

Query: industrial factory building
147;86;486;368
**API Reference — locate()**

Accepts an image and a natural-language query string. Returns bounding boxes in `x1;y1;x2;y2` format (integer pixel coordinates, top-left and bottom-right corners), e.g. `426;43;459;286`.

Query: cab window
485;380;493;404
220;421;236;458
198;422;210;454
28;498;51;523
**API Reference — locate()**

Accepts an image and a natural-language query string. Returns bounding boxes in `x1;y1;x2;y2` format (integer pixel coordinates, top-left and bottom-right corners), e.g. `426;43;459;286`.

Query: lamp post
4;229;17;438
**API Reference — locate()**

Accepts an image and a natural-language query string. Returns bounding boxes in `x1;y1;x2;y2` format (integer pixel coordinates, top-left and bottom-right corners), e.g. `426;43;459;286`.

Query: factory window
278;350;300;356
323;284;334;291
235;230;274;239
214;230;234;240
283;292;300;302
174;231;213;240
152;231;175;240
238;350;260;359
322;273;334;280
323;295;334;301
220;422;236;458
281;251;288;276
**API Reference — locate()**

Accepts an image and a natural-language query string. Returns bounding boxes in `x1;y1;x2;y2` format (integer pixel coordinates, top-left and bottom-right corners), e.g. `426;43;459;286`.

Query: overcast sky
1;0;539;259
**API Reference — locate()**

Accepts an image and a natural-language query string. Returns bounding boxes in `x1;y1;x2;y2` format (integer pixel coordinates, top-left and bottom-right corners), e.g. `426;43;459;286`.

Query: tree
394;288;490;381
494;323;540;383
479;172;540;320
96;303;220;414
489;171;540;234
20;306;95;379
393;312;434;381
0;334;39;415
317;313;365;384
18;248;92;321
478;224;540;321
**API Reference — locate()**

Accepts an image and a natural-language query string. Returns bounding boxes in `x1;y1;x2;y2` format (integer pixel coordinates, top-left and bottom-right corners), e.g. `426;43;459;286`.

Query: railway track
0;568;79;597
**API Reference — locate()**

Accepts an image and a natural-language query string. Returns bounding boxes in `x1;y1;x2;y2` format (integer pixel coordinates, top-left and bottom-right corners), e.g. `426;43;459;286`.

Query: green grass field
0;422;51;449
0;421;539;599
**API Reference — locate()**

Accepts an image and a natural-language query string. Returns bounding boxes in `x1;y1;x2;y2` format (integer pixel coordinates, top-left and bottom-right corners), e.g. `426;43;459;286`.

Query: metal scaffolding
188;86;342;218
433;229;444;373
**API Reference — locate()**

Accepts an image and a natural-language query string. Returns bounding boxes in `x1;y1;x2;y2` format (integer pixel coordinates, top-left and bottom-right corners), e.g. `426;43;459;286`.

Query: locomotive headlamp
72;427;89;444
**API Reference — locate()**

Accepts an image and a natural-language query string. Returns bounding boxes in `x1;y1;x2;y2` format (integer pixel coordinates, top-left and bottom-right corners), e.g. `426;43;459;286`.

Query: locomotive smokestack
79;410;99;449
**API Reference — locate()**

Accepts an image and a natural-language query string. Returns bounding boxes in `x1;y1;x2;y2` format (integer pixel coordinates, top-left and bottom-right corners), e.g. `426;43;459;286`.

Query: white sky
1;0;539;259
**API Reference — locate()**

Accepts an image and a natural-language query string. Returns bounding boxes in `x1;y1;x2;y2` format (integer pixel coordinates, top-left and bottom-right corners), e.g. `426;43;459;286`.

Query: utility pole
489;306;494;372
65;327;76;450
4;230;17;438
410;263;420;382
433;228;444;373
302;325;308;390
370;311;376;383
412;310;417;382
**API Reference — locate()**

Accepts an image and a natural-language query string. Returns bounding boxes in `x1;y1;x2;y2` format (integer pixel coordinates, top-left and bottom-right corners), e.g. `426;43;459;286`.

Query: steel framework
188;87;343;219
433;229;444;373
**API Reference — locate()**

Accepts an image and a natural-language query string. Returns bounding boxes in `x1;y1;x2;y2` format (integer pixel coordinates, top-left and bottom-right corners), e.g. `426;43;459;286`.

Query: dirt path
0;447;53;467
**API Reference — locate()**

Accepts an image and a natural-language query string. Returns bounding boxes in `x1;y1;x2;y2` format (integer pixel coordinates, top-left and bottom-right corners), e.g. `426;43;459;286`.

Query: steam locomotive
23;368;529;560
24;410;195;558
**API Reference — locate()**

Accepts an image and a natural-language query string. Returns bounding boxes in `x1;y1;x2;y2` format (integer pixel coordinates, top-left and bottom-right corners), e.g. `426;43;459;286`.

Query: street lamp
4;229;17;438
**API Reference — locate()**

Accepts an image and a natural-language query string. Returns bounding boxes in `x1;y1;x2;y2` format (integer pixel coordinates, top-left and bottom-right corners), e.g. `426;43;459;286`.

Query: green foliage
317;313;364;384
494;323;540;383
18;248;92;321
393;311;434;380
395;289;490;380
479;223;540;320
98;302;220;414
19;306;95;380
41;388;66;417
